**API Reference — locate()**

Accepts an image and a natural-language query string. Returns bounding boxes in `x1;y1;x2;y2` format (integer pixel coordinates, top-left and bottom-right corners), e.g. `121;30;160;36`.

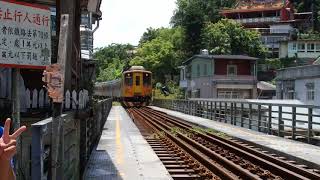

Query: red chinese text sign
0;1;51;69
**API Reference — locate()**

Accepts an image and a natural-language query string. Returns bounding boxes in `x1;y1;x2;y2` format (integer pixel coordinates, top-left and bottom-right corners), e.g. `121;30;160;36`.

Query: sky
93;0;177;48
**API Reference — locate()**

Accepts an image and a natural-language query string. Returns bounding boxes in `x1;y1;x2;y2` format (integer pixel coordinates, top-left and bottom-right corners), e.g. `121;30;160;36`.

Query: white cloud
93;0;176;48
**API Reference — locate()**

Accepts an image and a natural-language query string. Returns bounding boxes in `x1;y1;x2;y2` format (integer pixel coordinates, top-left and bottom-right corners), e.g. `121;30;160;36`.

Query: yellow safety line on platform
115;108;124;177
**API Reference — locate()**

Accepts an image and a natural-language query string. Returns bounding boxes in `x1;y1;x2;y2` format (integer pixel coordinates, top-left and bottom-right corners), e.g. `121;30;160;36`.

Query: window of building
286;86;295;99
203;64;207;76
197;64;200;77
306;83;315;101
298;43;306;52
316;43;320;52
292;43;297;51
307;43;315;52
218;91;240;99
227;65;237;76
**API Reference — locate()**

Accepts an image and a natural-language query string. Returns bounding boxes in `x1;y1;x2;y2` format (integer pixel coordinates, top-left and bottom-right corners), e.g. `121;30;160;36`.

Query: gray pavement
84;106;172;180
150;106;320;168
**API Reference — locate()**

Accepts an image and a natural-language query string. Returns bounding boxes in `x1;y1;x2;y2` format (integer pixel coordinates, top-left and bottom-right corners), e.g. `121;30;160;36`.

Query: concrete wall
187;77;213;98
279;41;289;58
29;99;112;180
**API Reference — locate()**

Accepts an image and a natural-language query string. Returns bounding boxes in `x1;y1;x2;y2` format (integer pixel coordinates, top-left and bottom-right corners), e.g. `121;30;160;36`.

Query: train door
134;73;142;95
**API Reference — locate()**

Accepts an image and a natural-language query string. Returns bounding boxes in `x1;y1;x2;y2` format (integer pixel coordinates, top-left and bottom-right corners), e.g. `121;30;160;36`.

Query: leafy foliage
94;44;135;82
291;0;320;31
131;27;186;83
171;0;236;55
202;19;267;57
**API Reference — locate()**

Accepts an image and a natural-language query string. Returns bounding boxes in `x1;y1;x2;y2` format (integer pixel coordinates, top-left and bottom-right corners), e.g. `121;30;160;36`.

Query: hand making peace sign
0;118;27;161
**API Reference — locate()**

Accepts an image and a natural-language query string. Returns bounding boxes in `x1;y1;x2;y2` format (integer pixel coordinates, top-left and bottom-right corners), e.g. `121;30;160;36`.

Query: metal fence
153;99;320;144
31;99;112;180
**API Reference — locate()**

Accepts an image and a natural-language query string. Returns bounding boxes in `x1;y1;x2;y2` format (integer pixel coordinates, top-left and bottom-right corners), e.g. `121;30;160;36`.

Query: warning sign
0;1;51;69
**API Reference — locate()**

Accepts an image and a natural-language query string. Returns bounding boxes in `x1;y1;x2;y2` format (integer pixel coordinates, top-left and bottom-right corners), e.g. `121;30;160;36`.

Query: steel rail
131;108;259;180
127;108;215;180
140;107;320;180
143;107;320;180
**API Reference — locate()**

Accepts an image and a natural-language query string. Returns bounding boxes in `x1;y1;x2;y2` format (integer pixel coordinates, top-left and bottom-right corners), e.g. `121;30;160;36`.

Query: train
94;66;152;106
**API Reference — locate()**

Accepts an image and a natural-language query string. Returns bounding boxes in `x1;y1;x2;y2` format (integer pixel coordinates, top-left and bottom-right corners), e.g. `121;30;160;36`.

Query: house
221;0;312;57
179;52;258;99
279;39;320;65
276;65;320;105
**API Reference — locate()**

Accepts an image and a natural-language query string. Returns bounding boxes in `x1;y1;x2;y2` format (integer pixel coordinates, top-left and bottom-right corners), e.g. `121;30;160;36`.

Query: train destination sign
0;1;51;69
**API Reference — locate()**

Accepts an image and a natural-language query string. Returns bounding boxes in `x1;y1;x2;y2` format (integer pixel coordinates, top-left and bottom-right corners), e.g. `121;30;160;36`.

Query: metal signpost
0;1;51;179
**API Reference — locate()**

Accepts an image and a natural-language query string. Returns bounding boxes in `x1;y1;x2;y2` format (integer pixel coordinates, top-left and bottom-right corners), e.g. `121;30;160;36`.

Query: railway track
127;107;320;180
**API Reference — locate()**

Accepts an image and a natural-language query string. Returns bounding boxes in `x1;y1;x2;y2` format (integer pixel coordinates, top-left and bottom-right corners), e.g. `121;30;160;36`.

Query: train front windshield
143;73;151;86
125;73;133;86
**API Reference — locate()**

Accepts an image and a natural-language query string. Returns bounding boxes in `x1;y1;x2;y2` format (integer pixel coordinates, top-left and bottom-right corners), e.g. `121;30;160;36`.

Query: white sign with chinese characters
0;1;51;68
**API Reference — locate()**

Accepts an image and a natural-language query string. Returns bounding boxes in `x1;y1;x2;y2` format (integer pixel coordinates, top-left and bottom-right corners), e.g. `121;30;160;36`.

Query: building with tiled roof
221;0;312;58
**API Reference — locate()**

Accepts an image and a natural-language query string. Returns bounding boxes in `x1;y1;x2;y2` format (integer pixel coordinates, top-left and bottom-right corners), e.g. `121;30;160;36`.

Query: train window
125;73;133;86
143;73;151;86
136;76;140;86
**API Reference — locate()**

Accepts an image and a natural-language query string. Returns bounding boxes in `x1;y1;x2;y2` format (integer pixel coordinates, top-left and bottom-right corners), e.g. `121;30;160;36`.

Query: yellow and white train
94;66;152;106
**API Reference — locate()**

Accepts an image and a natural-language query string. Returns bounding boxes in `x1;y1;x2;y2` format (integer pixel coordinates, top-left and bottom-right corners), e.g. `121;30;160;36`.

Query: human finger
11;126;27;139
0;139;16;149
2;145;16;160
3;118;11;143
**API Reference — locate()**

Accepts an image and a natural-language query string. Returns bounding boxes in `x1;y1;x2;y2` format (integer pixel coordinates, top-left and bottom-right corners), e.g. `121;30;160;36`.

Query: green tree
291;0;320;31
131;38;175;83
139;27;160;45
97;58;125;82
94;43;135;82
171;0;236;55
202;19;267;57
131;27;186;83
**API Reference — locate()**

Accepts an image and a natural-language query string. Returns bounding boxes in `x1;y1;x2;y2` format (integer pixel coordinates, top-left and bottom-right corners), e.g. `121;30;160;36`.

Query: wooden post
51;14;70;180
12;68;21;179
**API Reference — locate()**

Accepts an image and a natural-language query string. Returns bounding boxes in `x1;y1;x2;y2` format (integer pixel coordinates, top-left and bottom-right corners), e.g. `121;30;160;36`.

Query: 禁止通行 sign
0;1;51;69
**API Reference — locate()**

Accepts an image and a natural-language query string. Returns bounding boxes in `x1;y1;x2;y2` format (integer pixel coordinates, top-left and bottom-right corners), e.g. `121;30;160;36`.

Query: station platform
83;106;172;180
150;106;320;169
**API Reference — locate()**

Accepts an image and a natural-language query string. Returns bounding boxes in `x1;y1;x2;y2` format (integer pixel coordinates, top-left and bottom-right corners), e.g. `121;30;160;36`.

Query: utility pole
12;68;21;179
49;14;69;180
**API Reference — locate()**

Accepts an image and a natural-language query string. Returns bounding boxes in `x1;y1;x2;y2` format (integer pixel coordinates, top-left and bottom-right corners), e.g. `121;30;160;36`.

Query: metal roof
257;81;276;91
182;54;259;65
